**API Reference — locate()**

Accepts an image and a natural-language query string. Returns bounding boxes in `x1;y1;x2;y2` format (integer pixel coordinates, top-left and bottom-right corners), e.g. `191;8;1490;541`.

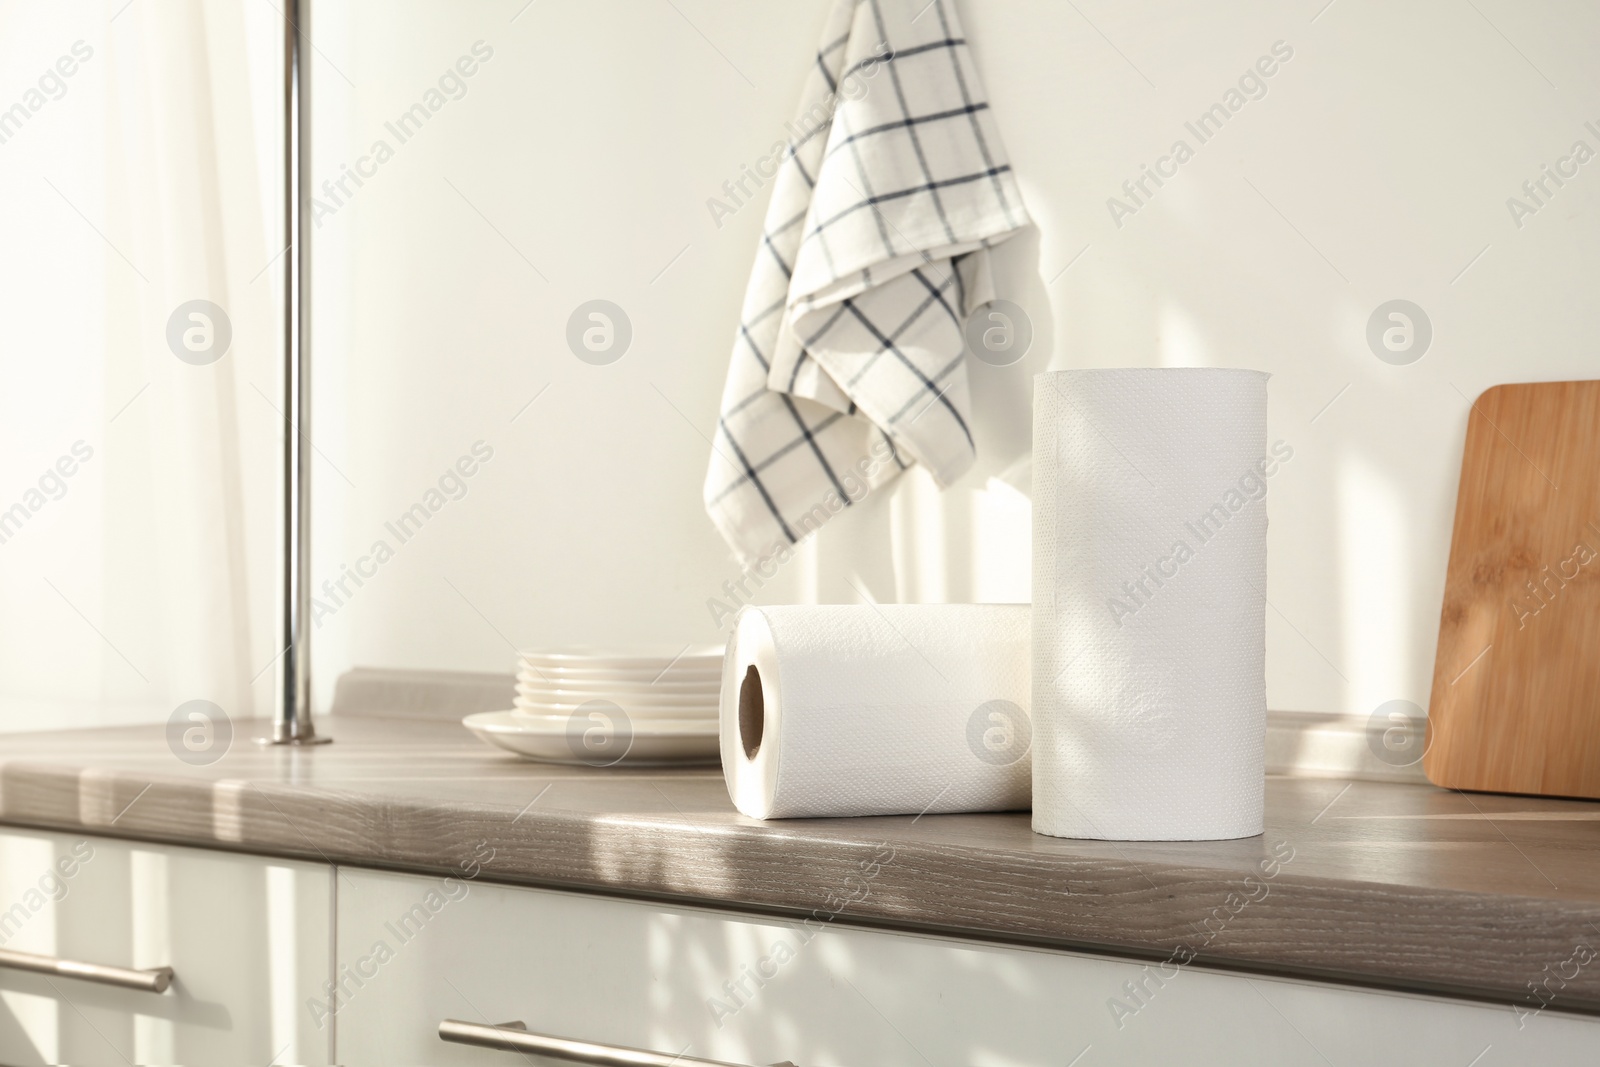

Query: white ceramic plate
513;673;721;694
508;710;716;730
463;710;719;767
518;665;721;683
518;649;723;670
513;712;717;730
518;643;723;657
513;700;718;722
514;683;719;708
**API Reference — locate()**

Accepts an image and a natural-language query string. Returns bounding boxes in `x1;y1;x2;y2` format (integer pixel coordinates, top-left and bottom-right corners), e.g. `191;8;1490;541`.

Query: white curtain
0;1;280;733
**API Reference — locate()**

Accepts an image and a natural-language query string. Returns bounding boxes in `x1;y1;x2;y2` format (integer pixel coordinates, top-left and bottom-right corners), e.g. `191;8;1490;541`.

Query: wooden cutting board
1425;380;1600;798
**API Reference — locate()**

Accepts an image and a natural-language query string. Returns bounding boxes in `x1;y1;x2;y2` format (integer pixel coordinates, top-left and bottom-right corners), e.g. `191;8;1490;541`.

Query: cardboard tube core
739;665;765;761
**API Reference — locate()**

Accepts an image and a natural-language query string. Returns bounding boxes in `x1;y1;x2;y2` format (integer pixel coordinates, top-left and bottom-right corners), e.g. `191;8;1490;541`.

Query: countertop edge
1;757;1597;1018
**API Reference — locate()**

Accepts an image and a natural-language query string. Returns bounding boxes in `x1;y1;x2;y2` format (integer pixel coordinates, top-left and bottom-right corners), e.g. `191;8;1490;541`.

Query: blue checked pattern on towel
704;0;1029;564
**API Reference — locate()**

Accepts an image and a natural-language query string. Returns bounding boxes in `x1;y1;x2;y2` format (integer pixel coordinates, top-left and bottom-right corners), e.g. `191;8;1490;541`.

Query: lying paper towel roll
722;604;1031;819
1032;368;1269;841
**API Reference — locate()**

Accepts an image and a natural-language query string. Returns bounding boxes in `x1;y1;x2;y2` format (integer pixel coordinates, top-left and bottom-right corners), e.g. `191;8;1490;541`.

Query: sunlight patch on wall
971;478;1031;603
890;466;947;603
1338;454;1413;712
1158;300;1209;368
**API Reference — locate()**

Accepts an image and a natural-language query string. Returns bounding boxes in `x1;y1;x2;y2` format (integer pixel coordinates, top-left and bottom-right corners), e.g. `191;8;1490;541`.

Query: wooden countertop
1;715;1598;1015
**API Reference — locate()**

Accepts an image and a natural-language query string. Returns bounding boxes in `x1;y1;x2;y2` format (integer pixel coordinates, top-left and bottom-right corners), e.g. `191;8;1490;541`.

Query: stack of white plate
464;647;723;766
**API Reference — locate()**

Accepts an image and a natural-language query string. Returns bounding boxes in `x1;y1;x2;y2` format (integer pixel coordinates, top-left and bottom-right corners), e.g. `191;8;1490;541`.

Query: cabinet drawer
0;827;332;1066
333;863;1599;1066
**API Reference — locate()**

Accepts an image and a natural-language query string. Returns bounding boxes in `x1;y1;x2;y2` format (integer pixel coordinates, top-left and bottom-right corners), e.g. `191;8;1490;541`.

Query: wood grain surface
2;716;1599;1015
1427;380;1600;798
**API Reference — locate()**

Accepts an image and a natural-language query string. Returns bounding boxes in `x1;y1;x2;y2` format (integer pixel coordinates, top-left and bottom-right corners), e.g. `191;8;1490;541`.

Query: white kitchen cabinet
0;827;332;1066
2;826;1594;1067
332;864;1600;1067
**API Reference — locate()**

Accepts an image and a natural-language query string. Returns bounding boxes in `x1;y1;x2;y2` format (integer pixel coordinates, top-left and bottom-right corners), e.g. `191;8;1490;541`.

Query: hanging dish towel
704;0;1030;564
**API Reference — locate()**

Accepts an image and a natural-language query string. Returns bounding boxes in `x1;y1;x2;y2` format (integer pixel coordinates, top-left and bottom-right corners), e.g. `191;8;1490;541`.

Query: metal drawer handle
438;1019;796;1066
0;948;173;993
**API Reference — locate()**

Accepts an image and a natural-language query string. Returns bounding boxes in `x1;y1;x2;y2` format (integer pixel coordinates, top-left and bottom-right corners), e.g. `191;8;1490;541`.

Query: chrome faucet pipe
264;0;329;747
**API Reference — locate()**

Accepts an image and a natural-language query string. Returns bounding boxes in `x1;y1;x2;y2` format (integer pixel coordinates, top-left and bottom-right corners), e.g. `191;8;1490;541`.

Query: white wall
5;1;1597;730
308;0;1600;719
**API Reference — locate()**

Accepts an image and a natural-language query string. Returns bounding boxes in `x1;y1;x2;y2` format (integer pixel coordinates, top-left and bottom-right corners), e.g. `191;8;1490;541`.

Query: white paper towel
722;604;1031;819
1032;369;1269;840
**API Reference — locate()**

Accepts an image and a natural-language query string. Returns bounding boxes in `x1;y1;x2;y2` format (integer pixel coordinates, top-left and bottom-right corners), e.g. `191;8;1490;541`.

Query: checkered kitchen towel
704;0;1029;564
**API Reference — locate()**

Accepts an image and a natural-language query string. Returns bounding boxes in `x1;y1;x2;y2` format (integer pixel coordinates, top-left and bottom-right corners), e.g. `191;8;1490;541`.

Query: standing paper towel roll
722;604;1031;819
1032;369;1270;840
